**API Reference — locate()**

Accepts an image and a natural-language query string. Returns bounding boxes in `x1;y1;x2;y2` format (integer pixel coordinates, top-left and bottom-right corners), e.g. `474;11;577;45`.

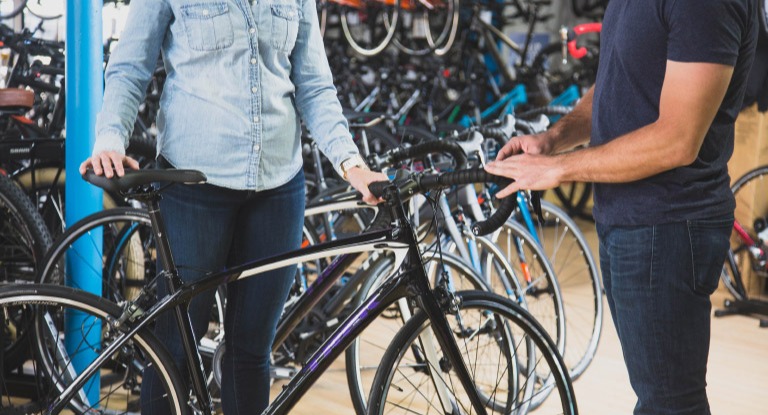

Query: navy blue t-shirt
591;0;759;225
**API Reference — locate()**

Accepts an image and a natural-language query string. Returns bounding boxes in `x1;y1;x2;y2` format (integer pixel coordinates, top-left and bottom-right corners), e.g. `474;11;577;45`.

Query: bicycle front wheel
368;290;578;415
345;251;490;415
0;284;189;414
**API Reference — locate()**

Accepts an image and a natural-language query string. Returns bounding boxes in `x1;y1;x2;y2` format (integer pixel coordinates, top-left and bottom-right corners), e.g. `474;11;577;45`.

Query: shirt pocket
270;3;301;52
180;2;234;51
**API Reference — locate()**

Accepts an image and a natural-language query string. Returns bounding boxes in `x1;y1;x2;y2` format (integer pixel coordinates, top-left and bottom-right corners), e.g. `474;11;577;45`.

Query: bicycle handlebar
567;22;602;59
368;169;516;236
367;140;468;171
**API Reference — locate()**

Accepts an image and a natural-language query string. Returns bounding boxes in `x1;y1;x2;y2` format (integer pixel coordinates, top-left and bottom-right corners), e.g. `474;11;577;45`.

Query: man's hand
345;167;389;205
485;153;566;198
79;150;140;178
495;130;556;161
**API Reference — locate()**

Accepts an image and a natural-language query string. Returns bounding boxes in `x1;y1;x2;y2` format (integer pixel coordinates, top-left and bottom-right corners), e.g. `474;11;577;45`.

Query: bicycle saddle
0;88;33;110
83;168;207;193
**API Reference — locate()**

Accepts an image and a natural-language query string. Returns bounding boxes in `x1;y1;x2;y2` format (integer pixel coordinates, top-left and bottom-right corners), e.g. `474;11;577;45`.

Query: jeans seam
649;224;673;410
649;225;655;291
686;220;697;293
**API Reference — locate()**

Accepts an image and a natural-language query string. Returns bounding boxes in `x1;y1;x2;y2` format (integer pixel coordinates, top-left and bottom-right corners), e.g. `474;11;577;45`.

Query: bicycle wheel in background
0;0;26;19
471;223;565;408
340;0;400;57
723;165;768;301
317;0;329;36
390;0;459;56
0;172;52;369
24;0;63;20
515;199;603;381
368;290;578;415
14;166;121;239
0;284;189;414
37;207;154;302
553;182;593;221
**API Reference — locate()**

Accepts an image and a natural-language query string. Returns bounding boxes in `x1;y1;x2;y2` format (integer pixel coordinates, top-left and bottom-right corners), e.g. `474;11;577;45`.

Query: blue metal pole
66;0;104;406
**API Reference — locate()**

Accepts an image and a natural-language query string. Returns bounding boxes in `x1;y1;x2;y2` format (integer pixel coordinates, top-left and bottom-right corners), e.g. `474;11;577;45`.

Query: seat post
145;194;185;292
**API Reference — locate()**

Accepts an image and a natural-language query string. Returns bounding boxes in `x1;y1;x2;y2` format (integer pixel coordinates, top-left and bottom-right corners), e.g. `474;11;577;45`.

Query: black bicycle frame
51;187;493;415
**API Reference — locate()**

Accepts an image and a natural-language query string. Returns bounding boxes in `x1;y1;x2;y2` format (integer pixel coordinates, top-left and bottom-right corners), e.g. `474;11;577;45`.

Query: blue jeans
141;168;305;414
597;215;732;415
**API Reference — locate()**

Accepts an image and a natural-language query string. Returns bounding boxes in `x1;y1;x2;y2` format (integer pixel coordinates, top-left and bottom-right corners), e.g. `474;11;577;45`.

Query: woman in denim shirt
79;0;386;413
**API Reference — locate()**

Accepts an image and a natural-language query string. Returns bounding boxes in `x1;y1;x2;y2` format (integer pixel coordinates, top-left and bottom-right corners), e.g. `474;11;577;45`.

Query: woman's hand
345;167;389;205
79;150;140;178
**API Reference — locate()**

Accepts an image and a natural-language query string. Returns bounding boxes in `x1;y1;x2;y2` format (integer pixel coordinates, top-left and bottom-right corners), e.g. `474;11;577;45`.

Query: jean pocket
181;2;234;51
687;216;733;295
270;3;301;52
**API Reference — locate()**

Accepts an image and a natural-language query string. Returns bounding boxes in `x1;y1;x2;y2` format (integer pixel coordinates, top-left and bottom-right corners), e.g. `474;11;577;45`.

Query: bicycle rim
368;290;577;415
340;0;400;56
519;200;603;380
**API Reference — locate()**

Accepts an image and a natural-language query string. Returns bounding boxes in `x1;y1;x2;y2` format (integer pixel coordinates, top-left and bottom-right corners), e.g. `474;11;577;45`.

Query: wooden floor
272;220;768;414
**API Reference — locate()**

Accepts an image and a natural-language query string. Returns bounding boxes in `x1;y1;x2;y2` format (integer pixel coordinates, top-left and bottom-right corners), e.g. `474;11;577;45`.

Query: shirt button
254;144;261;151
251;87;258;93
253;116;260;123
249;28;256;34
202;9;209;15
250;58;257;64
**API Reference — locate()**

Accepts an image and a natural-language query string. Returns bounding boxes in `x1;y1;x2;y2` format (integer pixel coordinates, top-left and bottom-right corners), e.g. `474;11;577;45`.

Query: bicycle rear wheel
368;290;578;415
0;284;189;414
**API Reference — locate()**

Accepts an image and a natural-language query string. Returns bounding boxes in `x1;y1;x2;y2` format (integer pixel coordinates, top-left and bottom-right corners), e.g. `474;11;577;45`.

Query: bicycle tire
37;207;152;299
0;284;189;414
340;0;400;57
14;166;121;238
723;165;768;301
0;0;27;19
513;199;603;381
0;172;52;369
25;0;63;20
471;223;566;408
345;251;490;414
390;0;459;56
553;182;594;221
368;290;578;415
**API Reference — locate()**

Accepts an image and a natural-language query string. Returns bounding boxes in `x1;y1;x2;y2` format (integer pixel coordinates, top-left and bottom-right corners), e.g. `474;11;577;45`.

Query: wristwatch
339;154;369;180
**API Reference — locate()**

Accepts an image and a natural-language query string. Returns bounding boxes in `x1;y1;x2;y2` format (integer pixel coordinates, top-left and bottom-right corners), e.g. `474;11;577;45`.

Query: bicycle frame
50;186;495;415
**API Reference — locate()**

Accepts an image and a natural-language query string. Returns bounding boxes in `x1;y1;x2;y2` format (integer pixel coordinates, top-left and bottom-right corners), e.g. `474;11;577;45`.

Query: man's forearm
548;87;593;153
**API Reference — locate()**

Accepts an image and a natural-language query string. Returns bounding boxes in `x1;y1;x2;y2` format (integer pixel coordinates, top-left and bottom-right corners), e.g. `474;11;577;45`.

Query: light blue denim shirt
95;0;359;190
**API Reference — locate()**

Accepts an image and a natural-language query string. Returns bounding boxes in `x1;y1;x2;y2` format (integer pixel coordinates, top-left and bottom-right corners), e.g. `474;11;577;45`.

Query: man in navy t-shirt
487;0;758;413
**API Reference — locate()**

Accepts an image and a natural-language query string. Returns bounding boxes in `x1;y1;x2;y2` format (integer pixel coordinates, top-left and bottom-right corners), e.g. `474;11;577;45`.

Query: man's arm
486;60;734;197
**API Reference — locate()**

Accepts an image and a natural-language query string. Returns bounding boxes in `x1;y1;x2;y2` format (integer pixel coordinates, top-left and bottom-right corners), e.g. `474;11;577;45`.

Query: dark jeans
141;168;305;414
597;215;732;415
